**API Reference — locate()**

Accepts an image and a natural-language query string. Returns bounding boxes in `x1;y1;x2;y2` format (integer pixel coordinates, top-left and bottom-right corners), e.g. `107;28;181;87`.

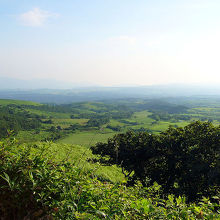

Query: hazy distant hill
0;78;220;104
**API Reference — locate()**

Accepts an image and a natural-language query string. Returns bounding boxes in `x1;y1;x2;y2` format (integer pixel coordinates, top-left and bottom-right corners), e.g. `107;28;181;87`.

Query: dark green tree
91;121;220;200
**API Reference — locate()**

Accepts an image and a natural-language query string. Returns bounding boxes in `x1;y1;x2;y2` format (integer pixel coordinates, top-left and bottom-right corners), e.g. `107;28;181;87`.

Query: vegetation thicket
0;137;219;219
92;121;220;201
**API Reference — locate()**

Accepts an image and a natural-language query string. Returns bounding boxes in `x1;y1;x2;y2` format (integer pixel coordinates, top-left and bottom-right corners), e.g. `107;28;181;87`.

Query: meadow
57;131;116;146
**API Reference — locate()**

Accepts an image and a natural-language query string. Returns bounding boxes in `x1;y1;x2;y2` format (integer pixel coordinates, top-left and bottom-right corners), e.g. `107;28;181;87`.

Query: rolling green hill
0;99;41;106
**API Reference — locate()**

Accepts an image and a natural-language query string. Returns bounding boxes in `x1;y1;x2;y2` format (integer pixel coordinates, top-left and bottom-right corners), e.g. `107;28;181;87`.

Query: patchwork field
1;97;220;146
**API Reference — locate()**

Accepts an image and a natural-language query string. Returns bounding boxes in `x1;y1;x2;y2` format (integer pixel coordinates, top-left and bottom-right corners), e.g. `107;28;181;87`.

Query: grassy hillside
0;139;219;219
0;99;40;106
57;131;116;146
46;142;124;183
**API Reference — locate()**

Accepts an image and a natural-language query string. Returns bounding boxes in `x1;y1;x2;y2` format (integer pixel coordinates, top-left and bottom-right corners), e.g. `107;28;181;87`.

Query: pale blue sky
1;0;220;86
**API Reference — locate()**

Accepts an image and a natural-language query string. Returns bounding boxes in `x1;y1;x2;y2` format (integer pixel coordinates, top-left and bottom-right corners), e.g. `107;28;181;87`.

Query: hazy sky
1;0;220;86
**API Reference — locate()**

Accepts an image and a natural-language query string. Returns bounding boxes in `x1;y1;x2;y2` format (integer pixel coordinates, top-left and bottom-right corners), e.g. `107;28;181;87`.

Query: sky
1;0;220;86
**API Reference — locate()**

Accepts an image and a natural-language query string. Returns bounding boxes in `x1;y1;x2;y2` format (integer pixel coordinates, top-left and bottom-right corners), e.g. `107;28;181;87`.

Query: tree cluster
0;106;41;138
91;121;220;200
149;111;191;122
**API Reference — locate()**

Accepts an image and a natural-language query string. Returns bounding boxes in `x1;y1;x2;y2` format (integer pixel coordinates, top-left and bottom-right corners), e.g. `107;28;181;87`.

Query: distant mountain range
0;77;220;103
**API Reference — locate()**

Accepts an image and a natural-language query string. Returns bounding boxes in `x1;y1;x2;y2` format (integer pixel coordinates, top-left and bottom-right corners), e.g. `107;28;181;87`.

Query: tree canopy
91;121;220;200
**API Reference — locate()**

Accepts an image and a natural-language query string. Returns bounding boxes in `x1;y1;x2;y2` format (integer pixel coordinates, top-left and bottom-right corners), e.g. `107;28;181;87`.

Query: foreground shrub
0;139;219;219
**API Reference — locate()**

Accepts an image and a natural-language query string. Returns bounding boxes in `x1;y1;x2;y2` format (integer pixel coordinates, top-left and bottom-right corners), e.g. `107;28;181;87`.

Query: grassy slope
26;108;71;119
42;142;124;183
16;130;53;143
53;118;88;128
0;99;40;106
57;131;116;146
